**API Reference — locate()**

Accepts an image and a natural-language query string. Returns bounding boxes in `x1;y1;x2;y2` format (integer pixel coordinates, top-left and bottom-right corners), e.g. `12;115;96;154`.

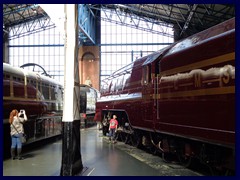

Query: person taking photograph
9;109;28;160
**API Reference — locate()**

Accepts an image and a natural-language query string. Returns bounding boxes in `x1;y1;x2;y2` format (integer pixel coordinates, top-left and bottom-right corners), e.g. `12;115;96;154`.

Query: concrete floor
3;126;202;176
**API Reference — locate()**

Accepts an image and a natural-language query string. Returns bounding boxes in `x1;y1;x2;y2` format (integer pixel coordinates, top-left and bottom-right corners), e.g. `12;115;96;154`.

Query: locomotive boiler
94;18;235;174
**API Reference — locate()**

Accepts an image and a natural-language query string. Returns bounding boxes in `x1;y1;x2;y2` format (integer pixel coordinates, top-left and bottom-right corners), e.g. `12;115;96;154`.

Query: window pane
100;10;173;87
9;21;65;85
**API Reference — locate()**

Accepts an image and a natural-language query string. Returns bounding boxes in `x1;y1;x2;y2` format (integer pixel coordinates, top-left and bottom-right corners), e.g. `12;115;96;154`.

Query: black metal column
60;120;83;176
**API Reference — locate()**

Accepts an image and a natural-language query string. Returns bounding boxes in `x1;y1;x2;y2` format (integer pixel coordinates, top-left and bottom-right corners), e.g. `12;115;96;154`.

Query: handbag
20;134;27;143
11;123;27;144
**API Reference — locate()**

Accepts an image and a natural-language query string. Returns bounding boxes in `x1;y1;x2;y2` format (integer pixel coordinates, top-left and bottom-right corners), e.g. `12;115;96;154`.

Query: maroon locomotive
3;63;64;159
3;63;100;159
94;18;235;174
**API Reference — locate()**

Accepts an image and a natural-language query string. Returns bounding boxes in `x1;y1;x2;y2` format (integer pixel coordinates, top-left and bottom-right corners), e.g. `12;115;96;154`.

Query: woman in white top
9;109;27;160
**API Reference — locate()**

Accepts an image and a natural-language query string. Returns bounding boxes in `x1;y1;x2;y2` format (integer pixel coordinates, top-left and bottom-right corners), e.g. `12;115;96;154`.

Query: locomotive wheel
162;152;170;163
150;146;158;155
162;152;177;163
131;132;143;148
177;152;192;167
124;133;131;144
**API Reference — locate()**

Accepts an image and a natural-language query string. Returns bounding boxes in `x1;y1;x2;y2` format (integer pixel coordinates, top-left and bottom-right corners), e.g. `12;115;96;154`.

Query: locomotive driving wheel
177;150;192;167
131;131;143;148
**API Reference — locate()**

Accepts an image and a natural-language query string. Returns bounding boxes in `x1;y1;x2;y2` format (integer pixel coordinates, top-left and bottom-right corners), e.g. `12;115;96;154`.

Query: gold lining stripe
3;96;59;103
157;122;235;134
160;52;235;76
178;82;194;87
160;85;174;89
158;86;235;99
202;78;220;83
99;86;235;103
3;96;38;101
